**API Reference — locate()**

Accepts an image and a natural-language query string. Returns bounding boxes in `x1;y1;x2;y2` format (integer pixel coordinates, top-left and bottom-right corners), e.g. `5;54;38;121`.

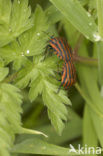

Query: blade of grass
83;105;98;156
76;41;103;147
97;0;103;38
50;0;98;41
12;137;78;155
96;42;103;96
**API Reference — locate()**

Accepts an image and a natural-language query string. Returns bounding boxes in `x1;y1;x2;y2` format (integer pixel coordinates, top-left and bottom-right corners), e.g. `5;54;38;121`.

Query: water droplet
27;50;30;54
89;22;92;26
93;33;101;41
21;52;24;56
87;12;91;17
37;32;40;36
18;0;20;4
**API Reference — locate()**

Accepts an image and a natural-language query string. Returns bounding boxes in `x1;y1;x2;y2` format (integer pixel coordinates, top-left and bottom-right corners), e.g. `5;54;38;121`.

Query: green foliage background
0;0;103;155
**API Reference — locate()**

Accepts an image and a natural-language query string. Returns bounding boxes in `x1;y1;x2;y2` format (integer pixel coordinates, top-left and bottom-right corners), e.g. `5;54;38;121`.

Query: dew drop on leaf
93;33;101;41
27;50;30;54
37;33;40;36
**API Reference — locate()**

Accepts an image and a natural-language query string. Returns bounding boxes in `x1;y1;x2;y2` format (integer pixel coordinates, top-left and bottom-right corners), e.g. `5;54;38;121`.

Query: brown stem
73;55;98;66
73;35;98;66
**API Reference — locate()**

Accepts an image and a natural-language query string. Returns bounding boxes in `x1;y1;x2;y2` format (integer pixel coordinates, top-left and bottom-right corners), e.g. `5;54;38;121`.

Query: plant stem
73;55;98;66
97;0;103;38
73;35;98;66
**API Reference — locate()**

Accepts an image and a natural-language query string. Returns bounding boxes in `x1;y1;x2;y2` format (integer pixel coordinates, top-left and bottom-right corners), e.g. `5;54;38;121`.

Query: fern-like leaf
11;4;72;135
18;5;49;56
0;67;9;81
0;5;49;70
16;56;71;135
0;0;33;47
0;39;30;70
0;69;22;155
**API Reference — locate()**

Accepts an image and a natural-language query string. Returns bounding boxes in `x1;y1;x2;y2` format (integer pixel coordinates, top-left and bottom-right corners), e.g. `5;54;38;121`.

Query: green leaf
0;39;30;70
0;0;11;24
0;67;9;81
18;5;49;56
12;137;76;155
0;40;20;64
0;83;23;131
0;112;14;156
0;0;33;47
0;5;51;69
15;55;57;89
0;57;4;67
76;42;103;116
49;0;98;41
42;84;70;135
0;83;22;156
97;0;103;38
29;74;43;101
38;108;82;144
76;40;103;147
16;56;71;135
15;58;36;89
83;105;98;156
96;41;103;96
63;13;103;148
45;5;63;24
10;0;33;34
0;5;49;65
90;108;103;147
